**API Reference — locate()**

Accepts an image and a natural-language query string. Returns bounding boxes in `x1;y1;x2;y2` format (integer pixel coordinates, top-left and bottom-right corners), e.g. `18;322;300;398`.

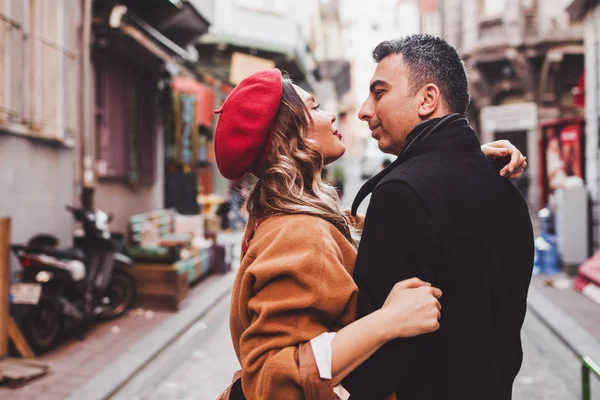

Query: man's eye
374;91;384;99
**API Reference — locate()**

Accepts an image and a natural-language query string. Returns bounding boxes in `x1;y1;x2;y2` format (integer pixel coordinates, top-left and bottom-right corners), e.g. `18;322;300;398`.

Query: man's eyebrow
369;80;389;93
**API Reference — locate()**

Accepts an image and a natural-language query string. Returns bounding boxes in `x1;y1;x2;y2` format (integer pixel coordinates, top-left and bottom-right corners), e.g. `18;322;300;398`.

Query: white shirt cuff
310;332;351;400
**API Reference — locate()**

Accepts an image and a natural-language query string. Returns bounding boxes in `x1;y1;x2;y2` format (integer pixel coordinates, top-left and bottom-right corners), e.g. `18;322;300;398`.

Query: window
0;0;27;126
0;0;79;142
480;0;506;17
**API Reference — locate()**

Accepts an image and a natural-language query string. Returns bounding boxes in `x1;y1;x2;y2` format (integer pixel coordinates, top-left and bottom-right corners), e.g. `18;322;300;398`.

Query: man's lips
370;124;381;137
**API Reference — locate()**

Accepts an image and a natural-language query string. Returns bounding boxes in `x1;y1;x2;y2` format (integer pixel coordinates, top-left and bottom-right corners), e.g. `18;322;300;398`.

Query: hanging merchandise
174;94;198;166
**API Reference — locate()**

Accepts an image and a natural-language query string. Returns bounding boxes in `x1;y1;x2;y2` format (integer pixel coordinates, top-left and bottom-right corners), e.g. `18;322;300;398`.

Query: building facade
420;0;585;213
0;0;216;244
567;0;600;249
90;0;214;231
0;0;81;244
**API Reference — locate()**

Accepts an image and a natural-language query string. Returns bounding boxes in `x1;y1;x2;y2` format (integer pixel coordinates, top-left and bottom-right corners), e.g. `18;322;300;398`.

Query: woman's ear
418;83;442;118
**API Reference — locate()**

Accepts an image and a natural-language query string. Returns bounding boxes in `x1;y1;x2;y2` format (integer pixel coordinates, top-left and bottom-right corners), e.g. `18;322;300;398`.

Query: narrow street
110;292;597;400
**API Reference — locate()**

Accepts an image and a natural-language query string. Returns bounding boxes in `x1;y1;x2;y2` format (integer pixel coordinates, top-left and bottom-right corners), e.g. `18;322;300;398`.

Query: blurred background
1;0;600;399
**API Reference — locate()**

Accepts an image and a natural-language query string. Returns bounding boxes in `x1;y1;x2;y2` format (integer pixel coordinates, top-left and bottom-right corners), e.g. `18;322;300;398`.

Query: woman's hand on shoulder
343;209;365;230
377;278;442;341
481;140;527;178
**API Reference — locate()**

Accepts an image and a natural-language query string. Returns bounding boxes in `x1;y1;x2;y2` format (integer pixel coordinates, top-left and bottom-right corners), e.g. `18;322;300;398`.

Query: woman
214;69;526;400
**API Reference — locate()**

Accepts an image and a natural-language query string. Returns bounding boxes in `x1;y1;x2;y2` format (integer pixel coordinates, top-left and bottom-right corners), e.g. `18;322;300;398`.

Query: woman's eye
311;103;321;110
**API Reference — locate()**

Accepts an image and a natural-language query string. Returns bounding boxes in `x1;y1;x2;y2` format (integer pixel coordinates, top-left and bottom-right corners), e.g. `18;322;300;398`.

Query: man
343;35;534;399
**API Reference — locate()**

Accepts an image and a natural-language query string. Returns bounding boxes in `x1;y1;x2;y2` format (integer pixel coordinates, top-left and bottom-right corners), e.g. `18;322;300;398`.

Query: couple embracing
215;34;533;400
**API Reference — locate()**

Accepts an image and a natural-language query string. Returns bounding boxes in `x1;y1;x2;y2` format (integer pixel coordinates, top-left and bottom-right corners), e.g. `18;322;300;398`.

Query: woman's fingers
485;147;509;158
501;155;528;178
396;277;431;289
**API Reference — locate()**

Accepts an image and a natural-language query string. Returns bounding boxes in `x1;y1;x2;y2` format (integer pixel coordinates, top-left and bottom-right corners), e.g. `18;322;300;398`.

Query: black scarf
351;113;470;215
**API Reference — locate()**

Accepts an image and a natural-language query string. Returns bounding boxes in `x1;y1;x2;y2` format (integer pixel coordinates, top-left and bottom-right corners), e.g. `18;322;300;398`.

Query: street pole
80;0;94;208
0;217;11;358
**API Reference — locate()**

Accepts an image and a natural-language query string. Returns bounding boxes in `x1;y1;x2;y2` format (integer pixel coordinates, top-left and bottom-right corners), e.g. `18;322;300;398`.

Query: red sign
542;121;583;202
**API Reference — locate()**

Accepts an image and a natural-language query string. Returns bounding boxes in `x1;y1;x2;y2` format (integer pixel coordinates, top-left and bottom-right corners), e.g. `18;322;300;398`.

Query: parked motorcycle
10;205;136;353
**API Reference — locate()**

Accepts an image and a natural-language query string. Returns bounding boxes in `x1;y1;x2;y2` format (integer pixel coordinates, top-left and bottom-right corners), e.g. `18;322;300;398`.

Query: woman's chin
324;148;346;166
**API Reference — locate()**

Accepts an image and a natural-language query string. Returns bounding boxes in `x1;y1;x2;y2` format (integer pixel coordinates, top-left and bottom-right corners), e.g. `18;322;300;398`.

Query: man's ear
417;83;443;118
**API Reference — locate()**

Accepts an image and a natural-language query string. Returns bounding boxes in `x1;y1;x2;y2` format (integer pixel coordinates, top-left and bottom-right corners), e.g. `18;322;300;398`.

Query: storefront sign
229;52;276;85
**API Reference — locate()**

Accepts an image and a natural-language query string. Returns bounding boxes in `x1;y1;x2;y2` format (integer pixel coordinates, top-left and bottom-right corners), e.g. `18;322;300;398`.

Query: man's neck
421;109;452;123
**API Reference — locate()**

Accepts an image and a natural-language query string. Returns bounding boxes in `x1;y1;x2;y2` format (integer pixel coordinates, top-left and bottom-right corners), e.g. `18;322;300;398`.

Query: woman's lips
333;130;342;140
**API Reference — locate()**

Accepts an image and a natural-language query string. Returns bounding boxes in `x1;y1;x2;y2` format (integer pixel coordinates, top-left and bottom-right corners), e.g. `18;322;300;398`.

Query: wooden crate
129;263;190;310
129;247;215;310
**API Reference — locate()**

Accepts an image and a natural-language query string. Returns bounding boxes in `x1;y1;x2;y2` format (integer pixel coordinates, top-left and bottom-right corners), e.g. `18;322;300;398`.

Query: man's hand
481;140;527;178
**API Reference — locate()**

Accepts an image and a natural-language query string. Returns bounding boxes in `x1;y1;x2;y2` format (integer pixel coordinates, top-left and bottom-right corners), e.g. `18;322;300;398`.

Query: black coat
343;115;534;400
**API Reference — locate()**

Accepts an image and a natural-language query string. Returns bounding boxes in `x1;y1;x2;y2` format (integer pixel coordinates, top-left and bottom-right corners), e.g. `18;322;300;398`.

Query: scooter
10;205;136;353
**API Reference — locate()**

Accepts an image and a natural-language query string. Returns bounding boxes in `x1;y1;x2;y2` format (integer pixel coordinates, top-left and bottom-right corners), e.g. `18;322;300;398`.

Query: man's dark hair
372;34;470;114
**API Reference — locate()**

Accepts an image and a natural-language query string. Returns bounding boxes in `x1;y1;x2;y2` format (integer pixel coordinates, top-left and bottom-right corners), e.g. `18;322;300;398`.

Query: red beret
213;69;283;180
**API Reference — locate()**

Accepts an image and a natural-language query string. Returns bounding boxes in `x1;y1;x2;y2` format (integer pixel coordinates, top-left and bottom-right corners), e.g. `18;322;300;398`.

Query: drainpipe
80;0;94;208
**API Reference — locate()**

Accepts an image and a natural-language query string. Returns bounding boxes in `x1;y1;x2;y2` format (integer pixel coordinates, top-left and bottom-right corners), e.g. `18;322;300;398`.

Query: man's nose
359;98;373;121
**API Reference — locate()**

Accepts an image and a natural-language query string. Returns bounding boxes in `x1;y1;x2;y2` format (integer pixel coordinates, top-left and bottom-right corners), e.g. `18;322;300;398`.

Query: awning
116;0;212;47
108;5;198;64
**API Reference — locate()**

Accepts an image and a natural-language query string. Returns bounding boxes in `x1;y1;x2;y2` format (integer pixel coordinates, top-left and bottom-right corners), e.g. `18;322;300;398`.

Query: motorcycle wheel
97;269;136;320
21;304;62;354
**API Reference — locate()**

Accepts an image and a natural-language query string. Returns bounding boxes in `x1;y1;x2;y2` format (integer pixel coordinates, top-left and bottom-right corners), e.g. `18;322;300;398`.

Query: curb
526;285;600;363
66;271;236;400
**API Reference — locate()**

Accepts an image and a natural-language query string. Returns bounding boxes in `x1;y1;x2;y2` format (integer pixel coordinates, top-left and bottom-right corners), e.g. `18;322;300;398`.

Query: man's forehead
370;53;407;85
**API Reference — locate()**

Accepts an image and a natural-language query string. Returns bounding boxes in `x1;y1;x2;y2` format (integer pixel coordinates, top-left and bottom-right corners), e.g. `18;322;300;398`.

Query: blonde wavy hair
245;77;353;243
